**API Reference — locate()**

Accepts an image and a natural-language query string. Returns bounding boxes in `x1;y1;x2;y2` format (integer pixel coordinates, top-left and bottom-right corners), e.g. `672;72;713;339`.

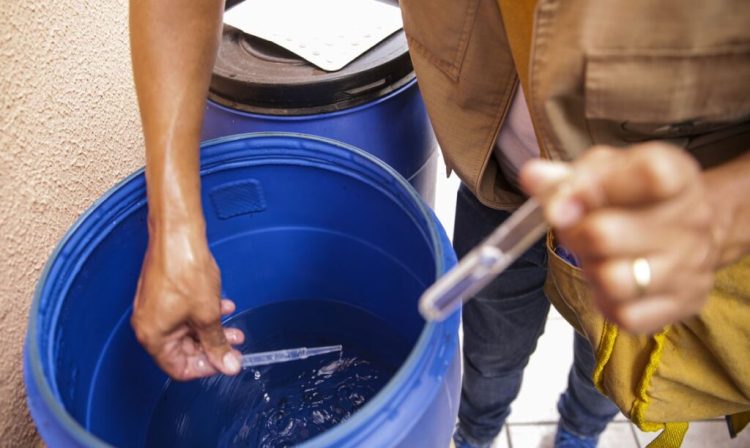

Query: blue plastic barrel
24;134;460;447
202;15;438;204
202;81;438;205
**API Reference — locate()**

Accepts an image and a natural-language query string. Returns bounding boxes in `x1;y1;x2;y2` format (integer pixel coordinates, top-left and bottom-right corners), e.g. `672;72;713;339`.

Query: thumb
519;160;584;228
193;308;241;375
519;159;572;199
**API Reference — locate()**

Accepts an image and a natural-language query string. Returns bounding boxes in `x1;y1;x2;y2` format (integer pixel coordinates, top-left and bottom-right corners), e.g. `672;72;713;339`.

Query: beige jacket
401;0;750;210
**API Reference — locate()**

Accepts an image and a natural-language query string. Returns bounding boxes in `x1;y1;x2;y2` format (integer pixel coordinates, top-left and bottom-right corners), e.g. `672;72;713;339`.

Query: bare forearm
129;0;224;232
129;0;243;379
705;150;750;266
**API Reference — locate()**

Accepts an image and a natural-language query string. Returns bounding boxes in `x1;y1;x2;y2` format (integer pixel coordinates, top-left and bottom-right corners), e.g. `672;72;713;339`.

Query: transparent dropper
241;344;343;368
419;198;548;321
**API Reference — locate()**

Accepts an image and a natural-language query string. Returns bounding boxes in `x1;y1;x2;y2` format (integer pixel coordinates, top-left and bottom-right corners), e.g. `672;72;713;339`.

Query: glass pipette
419;198;548;321
241;344;343;368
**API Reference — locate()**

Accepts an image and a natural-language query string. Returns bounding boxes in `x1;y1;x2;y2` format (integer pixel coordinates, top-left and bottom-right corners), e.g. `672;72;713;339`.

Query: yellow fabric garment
545;230;750;447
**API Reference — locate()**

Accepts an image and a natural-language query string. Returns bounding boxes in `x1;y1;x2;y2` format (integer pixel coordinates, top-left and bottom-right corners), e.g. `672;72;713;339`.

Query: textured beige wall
1;0;144;444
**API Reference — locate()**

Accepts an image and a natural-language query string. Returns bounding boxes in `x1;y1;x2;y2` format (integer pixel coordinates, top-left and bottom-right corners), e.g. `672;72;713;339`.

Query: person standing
399;1;750;446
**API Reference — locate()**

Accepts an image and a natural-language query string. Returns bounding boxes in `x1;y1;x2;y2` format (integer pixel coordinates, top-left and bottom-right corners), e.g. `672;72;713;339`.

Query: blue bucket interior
27;133;455;447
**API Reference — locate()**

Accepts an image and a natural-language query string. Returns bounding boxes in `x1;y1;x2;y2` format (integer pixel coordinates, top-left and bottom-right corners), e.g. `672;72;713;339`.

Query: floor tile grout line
508;421;637;427
506;426;513;448
508;421;559;426
630;423;644;448
508;418;719;427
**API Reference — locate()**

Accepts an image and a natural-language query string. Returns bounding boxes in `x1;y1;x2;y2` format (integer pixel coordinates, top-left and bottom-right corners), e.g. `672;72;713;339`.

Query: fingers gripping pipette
241;344;343;368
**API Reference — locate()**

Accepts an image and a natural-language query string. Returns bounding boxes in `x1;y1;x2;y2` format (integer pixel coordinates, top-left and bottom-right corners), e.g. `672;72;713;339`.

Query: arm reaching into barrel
129;0;244;380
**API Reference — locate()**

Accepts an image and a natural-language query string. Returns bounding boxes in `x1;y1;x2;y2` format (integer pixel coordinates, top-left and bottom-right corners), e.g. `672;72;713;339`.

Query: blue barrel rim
25;132;459;447
206;77;418;121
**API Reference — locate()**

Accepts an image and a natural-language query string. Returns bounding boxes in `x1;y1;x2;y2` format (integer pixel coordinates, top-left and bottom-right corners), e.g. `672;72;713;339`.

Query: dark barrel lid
210;2;414;115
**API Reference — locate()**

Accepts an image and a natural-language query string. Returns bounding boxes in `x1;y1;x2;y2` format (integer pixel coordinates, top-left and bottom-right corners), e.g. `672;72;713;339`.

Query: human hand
131;226;244;380
520;143;720;334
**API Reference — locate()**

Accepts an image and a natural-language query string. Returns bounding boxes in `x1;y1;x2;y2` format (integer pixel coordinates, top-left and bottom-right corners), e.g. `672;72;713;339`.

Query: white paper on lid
223;0;404;72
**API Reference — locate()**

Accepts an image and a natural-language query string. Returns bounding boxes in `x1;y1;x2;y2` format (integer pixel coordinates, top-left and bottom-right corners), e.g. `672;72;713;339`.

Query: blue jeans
453;185;619;447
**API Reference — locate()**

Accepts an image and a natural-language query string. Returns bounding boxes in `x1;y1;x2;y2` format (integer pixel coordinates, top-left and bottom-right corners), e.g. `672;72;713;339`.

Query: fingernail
196;357;207;371
224;352;240;374
550;198;583;228
526;160;571;185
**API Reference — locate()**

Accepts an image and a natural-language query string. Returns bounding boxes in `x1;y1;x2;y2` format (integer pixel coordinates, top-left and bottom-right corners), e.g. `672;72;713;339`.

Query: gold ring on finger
632;257;652;297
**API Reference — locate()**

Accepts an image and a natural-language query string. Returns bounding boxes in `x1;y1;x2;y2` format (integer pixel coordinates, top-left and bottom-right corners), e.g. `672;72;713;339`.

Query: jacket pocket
584;46;750;141
400;0;481;81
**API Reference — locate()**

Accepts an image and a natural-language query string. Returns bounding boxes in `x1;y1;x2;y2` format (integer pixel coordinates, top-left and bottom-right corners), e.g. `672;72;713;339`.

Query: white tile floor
432;154;750;448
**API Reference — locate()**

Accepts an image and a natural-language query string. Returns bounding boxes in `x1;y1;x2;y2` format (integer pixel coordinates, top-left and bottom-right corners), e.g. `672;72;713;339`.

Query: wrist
147;202;208;245
145;169;205;237
146;216;213;275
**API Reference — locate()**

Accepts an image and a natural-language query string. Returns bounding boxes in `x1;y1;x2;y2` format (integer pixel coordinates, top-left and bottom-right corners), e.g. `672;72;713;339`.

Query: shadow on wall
0;0;144;445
